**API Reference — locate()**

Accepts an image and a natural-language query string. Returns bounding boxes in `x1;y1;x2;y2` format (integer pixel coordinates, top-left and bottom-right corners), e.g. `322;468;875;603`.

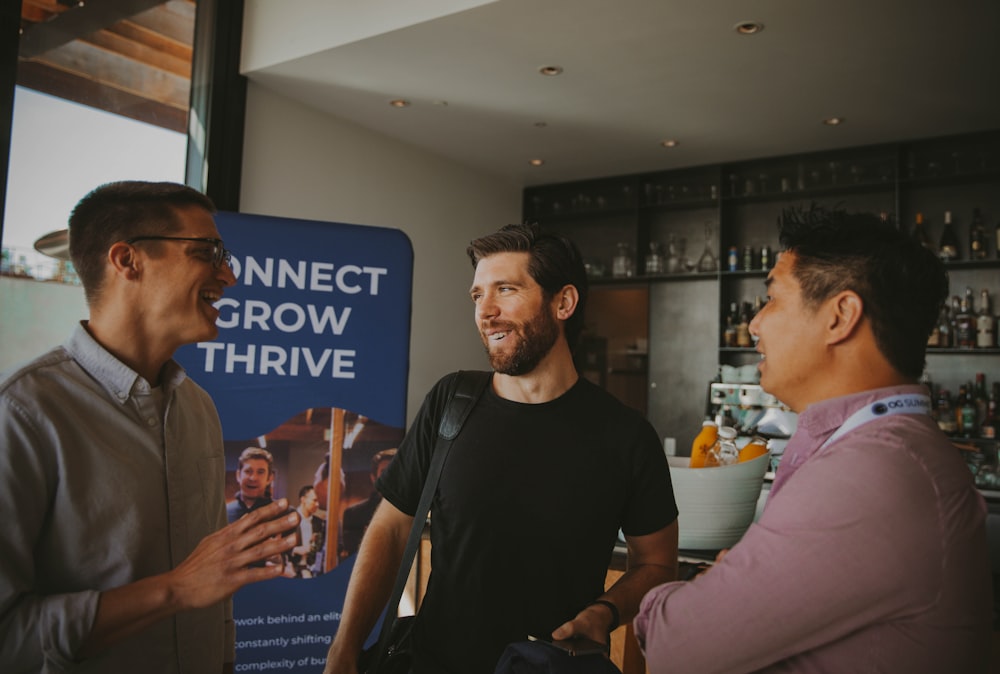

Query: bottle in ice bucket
705;426;739;467
689;419;718;468
738;435;769;463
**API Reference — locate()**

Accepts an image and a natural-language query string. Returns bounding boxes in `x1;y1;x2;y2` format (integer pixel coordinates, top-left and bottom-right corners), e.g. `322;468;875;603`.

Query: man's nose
218;261;237;287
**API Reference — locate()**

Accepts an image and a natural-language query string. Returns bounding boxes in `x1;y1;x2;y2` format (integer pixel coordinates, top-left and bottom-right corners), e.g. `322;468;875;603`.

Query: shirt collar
796;384;929;448
770;383;928;497
63;322;188;404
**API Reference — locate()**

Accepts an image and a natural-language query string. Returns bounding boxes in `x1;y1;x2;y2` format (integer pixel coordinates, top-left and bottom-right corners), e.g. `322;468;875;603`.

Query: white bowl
668;454;769;550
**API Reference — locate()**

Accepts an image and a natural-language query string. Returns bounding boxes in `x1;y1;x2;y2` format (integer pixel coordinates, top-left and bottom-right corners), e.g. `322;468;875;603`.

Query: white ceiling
241;0;1000;187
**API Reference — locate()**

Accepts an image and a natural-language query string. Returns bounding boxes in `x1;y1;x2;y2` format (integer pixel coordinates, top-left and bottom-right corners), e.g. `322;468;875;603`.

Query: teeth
201;292;219;302
491;332;507;341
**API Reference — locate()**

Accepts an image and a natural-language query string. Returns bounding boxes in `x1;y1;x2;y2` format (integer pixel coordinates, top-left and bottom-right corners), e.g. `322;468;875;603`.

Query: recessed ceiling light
661;139;679;148
433;100;448;107
539;66;563;76
734;21;764;35
529;158;545;167
534;121;548;128
822;117;845;126
389;99;410;108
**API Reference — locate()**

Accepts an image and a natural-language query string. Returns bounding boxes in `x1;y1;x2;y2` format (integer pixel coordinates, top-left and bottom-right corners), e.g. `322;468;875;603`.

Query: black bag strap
367;370;491;670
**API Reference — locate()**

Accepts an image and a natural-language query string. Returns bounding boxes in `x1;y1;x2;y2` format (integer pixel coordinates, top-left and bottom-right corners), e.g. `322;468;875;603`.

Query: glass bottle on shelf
722;302;739;347
911;212;933;251
969;208;987;260
955;288;976;349
938;211;960;261
936;389;957;435
644;241;665;275
611;242;634;278
697;223;717;272
974;373;989;432
735;304;752;348
936;303;952;348
955;385;977;437
977;289;996;348
983;384;999;439
665;235;681;274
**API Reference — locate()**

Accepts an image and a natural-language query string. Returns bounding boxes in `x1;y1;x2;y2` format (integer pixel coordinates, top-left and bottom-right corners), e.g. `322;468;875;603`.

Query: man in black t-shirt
324;224;679;674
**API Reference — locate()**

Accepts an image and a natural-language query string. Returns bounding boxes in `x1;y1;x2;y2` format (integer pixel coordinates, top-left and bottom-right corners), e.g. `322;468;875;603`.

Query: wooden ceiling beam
19;0;170;59
16;59;187;133
107;19;192;64
25;38;189;108
127;0;196;46
86;28;190;78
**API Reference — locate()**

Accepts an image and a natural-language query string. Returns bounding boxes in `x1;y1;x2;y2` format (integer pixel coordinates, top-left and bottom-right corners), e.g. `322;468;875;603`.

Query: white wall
239;82;520;424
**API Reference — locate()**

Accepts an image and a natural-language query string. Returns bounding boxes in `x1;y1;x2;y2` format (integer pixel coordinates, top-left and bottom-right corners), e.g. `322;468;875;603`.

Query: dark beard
482;307;560;376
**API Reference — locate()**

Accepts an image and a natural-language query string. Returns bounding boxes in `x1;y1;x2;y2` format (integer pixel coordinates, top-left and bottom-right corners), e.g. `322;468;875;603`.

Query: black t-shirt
377;372;678;674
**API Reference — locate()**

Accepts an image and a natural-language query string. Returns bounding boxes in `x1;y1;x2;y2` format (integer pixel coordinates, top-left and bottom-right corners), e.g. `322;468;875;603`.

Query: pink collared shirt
635;385;992;673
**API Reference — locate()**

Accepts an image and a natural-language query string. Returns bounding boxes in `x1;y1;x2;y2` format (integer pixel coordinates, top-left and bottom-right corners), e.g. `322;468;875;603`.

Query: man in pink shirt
635;206;993;673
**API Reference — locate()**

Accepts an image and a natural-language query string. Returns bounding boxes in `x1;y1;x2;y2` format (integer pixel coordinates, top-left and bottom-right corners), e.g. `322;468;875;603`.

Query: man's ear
107;241;141;280
826;290;863;345
554;285;579;320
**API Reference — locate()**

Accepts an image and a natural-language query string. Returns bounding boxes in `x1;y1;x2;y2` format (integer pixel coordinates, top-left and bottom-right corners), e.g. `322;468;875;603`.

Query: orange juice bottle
689;420;718;468
739;435;770;463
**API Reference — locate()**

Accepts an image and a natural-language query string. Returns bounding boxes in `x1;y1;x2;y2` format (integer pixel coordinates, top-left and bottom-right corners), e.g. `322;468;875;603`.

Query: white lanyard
819;394;931;452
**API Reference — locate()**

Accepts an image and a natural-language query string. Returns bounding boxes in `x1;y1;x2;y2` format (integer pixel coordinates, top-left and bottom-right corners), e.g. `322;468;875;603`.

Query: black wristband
589;599;620;632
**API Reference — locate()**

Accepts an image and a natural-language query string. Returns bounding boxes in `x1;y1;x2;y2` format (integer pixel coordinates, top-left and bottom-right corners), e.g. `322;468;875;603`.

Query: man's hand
167;499;300;611
550;602;614;646
80;500;300;658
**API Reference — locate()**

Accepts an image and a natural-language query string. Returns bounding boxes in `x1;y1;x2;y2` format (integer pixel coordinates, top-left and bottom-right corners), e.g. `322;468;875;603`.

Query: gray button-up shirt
0;323;233;673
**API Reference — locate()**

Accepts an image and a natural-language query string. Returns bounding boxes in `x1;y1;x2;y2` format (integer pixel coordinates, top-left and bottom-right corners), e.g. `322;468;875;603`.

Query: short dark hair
68;181;216;304
466;223;589;347
298;485;316;499
778;204;948;379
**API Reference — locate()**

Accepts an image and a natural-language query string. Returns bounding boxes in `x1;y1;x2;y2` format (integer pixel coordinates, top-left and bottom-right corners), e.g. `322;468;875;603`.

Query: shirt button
146;417;158;427
117;391;127;400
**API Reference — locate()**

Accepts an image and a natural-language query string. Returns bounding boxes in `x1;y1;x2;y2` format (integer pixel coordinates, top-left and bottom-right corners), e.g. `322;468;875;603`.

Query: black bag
358;615;414;674
358;371;491;674
494;640;623;674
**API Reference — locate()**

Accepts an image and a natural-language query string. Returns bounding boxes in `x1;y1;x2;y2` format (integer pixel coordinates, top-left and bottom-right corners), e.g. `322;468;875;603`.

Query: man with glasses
0;181;299;673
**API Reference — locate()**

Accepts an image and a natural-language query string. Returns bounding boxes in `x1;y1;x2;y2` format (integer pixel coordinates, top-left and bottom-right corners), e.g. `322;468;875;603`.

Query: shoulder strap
367;370;491;668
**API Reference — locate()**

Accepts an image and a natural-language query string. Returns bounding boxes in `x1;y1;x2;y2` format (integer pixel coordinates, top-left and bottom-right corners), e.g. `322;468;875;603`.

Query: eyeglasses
125;235;232;269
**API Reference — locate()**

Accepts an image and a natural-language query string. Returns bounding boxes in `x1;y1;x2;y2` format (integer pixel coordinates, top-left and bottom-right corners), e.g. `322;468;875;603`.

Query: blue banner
176;211;413;672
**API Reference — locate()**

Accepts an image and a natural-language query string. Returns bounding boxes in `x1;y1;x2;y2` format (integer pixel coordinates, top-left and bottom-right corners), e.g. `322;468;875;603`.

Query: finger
232;510;300;551
230;532;298;569
231;499;296;532
551;620;576;640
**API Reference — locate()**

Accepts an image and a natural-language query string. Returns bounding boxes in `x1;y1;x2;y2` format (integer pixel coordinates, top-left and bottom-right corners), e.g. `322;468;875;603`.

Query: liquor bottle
954;288;976;349
936;302;953;348
911;212;933;250
926;311;942;347
936;389;957;435
973;373;989;432
977;289;996;348
722;312;737;347
938;211;960;261
969;208;987;260
983;384;999;439
955;385;977;437
735;305;752;348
